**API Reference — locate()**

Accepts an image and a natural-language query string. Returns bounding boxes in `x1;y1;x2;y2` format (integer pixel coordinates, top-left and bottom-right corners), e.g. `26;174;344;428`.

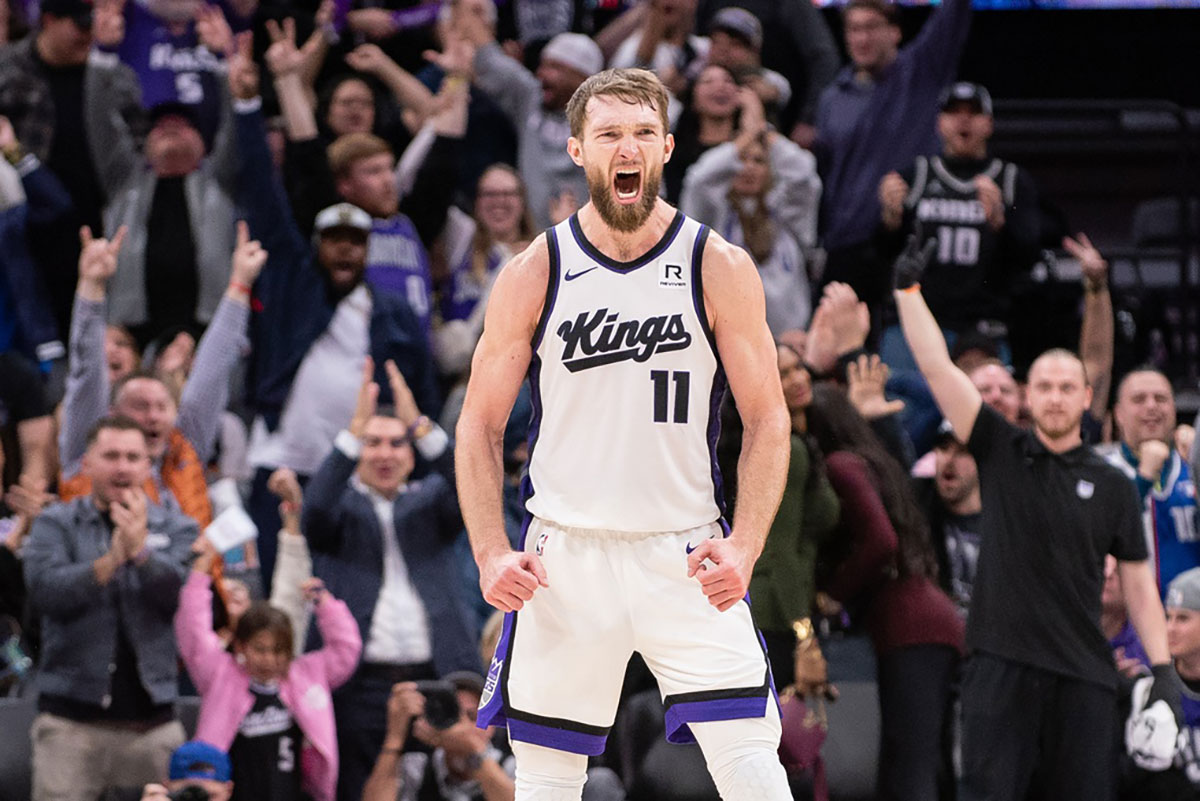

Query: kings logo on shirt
556;308;692;373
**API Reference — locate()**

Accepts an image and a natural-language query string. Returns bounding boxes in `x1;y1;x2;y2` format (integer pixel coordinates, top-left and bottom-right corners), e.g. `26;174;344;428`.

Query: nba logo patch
659;263;687;290
535;531;549;555
1182;480;1195;499
1077;480;1095;499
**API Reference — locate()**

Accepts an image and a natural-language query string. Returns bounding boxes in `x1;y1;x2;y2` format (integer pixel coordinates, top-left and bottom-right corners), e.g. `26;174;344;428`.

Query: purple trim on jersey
707;367;729;518
530;227;560;351
689;224;717;357
567;210;685;274
507;717;609;756
664;695;770;745
476;609;516;730
519;356;545;511
440;248;503;322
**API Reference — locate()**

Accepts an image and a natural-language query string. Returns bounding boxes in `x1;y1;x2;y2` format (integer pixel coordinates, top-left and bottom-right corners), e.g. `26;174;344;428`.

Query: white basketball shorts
477;517;778;754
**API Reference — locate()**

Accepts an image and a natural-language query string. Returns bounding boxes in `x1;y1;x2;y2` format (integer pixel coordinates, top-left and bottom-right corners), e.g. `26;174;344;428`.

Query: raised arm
893;235;983;441
456;238;549;612
686;233;791;612
344;43;435;127
471;41;539;131
176;222;264;461
59;227;128;477
1067;233;1113;421
767;133;821;249
678;141;741;227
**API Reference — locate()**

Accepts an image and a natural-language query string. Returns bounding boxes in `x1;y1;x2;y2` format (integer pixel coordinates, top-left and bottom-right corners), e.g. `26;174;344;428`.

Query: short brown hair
234;601;294;656
85;414;146;448
327;133;393;180
844;0;899;25
566;68;670;140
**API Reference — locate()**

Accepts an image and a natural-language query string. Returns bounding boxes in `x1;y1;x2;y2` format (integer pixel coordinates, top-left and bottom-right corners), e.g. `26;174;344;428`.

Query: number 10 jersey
525;211;725;532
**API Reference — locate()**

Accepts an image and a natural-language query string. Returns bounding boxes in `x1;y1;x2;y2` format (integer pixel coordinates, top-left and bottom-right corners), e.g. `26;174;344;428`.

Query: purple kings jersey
366;214;433;336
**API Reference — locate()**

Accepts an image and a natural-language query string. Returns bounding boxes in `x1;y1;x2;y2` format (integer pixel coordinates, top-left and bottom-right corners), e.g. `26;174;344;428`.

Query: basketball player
455;68;793;801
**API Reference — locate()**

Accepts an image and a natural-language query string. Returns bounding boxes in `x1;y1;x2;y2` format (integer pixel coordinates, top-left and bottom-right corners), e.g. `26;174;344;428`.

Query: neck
698;114;734;145
854;54;896;83
946;146;987;161
1177;654;1200;681
791;410;806;433
577;201;674;262
1099;608;1127;641
946;490;982;517
1035;425;1082;454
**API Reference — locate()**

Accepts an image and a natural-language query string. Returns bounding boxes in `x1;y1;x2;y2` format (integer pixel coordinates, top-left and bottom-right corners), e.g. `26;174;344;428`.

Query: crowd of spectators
0;0;1196;799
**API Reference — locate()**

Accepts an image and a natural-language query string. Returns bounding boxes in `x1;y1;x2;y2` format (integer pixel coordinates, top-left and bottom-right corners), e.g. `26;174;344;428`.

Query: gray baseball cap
1166;567;1200;611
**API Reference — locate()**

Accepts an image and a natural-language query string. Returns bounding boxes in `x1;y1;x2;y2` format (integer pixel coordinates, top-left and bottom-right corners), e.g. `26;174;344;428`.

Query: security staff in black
879;82;1040;343
891;237;1183;801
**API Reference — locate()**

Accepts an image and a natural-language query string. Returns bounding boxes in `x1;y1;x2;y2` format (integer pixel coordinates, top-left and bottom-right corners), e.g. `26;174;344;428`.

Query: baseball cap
932;419;962;447
169;741;232;782
1166;567;1200;611
313;203;372;236
40;0;93;27
709;7;763;52
939;82;994;116
540;33;604;77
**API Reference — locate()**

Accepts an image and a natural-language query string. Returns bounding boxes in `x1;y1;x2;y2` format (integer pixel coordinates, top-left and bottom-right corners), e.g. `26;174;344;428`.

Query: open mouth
614;169;642;203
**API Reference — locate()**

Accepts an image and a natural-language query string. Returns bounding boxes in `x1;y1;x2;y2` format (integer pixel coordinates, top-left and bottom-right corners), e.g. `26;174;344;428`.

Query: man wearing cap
0;0;143;334
1167;569;1200;789
608;0;707;97
450;12;602;229
1100;367;1200;594
878;82;1041;371
893;250;1182;801
230;55;439;592
704;7;790;114
813;0;972;312
139;741;235;801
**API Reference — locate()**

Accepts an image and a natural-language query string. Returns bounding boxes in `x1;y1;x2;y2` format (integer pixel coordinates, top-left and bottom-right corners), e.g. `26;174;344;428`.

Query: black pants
877;644;959;801
334;662;437;801
960;653;1115;801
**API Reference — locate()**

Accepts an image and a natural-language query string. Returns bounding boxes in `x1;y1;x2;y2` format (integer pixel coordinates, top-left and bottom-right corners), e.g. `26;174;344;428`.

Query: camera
415;679;461;730
168;786;211;801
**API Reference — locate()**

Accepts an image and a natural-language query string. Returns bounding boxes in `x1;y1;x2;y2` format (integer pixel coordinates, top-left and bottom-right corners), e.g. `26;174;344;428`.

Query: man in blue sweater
813;0;972;311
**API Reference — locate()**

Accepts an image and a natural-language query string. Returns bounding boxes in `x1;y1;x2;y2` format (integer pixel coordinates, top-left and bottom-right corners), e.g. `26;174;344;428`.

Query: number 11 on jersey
651;370;690;424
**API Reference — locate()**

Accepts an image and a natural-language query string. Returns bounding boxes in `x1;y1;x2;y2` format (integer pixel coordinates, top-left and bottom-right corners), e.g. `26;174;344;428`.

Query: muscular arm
704;234;790;560
1080;285;1113;422
1119;559;1170;665
456;240;546;564
894;286;982;441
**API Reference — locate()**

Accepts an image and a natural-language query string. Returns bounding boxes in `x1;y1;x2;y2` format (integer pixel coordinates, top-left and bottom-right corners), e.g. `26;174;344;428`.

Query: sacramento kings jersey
903;156;1017;326
525;211;724;532
1177;685;1200;786
366;215;434;336
1102;445;1200;593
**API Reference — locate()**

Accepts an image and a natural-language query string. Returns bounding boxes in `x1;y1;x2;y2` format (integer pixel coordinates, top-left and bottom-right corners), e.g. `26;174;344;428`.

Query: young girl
176;542;362;801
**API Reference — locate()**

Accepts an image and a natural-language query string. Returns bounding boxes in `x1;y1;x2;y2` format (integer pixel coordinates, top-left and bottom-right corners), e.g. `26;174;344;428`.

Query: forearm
895;289;953;377
17;416;54;484
1128;574;1170;664
472;43;537;125
361;748;403;801
1080;285;1113;419
377;61;434;120
274;73;319;142
730;410;791;560
60;295;110;474
178;294;249;462
455;421;512;564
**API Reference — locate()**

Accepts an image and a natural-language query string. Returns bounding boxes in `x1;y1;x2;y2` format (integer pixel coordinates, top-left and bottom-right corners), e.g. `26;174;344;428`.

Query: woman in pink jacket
176;543;362;801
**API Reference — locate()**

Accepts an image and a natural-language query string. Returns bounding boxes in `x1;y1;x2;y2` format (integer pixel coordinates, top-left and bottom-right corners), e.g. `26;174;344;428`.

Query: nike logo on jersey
556;308;692;372
564;266;599;281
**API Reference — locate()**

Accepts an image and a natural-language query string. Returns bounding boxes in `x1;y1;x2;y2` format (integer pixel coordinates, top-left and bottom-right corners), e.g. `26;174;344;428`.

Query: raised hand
189;534;218;573
384;359;420;425
300;576;328;605
820;282;869;356
195;3;233;56
267;466;303;510
345;8;397;41
0;116;15;152
264;17;305;76
77;225;128;300
1062;232;1108;290
344;43;391;75
92;0;126;49
230;220;267;287
847;354;904;420
893;229;937;291
348;356;379;438
879;171;908;230
227;30;259;99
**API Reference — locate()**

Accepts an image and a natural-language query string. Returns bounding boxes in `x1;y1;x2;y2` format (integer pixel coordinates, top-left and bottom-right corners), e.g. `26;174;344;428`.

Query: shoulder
32;499;81;528
700;228;757;286
492;234;552;302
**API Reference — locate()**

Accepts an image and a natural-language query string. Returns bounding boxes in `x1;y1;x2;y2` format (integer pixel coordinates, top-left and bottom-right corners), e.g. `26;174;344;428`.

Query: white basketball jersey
525;211;725;531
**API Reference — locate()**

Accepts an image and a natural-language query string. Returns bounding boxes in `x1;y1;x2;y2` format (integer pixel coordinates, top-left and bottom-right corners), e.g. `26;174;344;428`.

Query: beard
587;164;661;233
1033;409;1083;443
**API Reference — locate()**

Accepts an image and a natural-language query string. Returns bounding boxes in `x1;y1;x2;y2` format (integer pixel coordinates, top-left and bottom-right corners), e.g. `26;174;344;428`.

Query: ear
567;136;584;168
663;132;675;164
1083;383;1094;412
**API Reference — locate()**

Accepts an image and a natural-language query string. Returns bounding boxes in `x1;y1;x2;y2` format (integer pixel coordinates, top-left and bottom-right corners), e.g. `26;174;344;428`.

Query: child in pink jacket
176;553;362;801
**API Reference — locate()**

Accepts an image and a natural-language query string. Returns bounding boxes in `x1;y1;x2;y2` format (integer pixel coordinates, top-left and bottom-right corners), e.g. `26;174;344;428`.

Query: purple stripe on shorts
508;717;609;755
476;611;515;730
665;695;770;745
